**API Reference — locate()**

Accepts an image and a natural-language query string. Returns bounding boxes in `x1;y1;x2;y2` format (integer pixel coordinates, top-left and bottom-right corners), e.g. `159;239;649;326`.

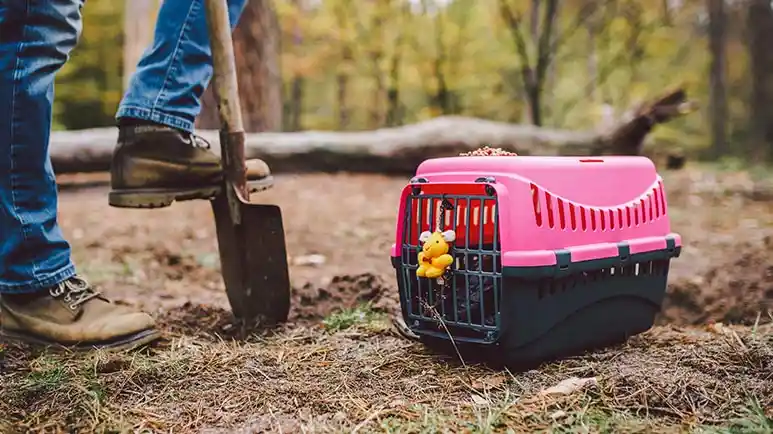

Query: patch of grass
372;397;672;433
699;399;773;434
1;345;200;431
3;352;124;431
1;320;771;432
22;355;67;393
322;303;384;332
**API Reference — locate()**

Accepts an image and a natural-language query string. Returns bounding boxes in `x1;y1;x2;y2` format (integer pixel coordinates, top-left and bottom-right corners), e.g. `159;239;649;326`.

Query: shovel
203;0;290;326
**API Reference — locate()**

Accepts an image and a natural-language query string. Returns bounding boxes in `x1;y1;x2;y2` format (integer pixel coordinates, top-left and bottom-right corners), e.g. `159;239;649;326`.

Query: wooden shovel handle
203;0;248;201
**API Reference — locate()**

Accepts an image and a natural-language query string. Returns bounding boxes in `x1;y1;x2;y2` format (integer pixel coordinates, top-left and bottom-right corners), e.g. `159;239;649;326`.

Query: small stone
550;410;567;419
539;377;598;396
292;254;327;267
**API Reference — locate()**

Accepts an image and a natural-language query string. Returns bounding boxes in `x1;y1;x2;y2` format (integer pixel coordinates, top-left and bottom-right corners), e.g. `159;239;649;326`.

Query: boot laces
182;132;212;150
49;276;101;310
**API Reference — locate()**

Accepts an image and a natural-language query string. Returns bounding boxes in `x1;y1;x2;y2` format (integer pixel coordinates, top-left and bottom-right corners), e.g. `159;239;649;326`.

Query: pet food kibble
459;146;518;156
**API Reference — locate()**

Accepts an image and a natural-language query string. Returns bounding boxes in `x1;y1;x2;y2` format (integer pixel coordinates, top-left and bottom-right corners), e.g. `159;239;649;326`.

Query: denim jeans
0;0;246;293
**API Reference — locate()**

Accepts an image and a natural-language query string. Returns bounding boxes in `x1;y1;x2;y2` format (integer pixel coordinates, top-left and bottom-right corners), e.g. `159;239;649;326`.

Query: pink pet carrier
390;156;681;366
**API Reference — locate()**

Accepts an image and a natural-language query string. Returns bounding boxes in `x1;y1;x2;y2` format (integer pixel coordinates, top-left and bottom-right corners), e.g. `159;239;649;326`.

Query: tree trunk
123;0;160;91
385;6;406;127
50;88;696;175
746;0;773;160
369;2;386;128
586;14;598;107
287;77;304;132
334;1;352;130
747;0;773;159
708;0;728;158
336;50;352;130
423;0;452;116
196;0;282;133
625;2;645;101
526;0;541;125
284;0;305;132
598;2;617;104
529;0;540;42
661;0;673;26
499;0;559;127
385;80;401;127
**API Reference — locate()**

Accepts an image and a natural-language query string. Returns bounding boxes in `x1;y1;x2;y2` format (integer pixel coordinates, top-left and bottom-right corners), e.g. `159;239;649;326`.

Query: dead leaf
550;410;567;420
539;377;598;396
471;394;488;406
471;374;507;391
707;322;727;334
388;399;407;408
291;254;327;267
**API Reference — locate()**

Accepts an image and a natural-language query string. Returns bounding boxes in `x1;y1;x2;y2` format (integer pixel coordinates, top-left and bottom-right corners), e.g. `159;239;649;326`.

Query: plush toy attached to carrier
390;155;681;366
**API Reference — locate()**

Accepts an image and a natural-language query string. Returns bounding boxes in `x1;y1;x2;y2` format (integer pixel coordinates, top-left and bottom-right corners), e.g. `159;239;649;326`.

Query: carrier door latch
474;177;497;196
474;176;496;183
410;177;428;195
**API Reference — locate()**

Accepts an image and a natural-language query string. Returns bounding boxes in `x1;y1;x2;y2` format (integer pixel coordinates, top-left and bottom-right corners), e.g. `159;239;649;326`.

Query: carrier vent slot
529;182;671;232
536;260;670;300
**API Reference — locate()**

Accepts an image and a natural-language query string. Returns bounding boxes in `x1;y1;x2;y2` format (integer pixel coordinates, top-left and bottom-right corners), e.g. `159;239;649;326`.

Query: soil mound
662;237;773;325
158;273;399;340
291;273;399;321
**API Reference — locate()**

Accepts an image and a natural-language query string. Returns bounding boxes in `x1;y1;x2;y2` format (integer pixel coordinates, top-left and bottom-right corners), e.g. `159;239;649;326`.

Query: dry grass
1;308;771;433
3;168;773;432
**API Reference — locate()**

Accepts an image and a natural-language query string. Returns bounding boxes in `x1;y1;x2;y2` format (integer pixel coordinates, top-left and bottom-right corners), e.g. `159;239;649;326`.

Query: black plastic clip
474;177;497;196
410;177;428;195
474;176;496;183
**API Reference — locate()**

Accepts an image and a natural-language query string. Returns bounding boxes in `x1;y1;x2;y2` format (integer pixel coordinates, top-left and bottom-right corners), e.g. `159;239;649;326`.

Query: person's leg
0;0;159;350
118;0;248;133
110;0;272;209
0;0;76;294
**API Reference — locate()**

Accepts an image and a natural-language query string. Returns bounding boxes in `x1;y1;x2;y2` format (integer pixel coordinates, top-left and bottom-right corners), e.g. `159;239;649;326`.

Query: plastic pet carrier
390;156;682;366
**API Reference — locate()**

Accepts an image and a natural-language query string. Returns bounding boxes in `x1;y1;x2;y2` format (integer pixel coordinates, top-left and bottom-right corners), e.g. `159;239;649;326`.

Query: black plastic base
497;276;664;368
394;237;681;370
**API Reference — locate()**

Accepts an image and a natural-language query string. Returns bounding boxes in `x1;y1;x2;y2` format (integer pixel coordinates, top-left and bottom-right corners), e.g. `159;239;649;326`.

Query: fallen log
50;88;696;175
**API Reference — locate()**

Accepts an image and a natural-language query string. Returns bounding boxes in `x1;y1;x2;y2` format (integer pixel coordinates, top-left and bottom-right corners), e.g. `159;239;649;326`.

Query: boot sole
108;176;274;209
0;327;162;353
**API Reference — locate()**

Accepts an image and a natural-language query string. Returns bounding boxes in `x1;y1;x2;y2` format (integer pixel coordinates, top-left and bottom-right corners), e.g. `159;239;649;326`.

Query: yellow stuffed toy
416;230;456;279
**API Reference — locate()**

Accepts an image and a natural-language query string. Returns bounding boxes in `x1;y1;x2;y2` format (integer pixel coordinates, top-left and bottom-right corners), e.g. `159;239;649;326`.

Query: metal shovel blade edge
210;189;291;326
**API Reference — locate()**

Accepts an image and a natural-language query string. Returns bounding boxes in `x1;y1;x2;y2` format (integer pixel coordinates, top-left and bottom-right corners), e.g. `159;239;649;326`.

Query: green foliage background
54;0;124;131
54;0;750;156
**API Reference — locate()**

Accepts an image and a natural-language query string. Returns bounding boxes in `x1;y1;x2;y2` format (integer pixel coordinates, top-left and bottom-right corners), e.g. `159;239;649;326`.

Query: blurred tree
48;0;767;161
197;0;283;132
623;2;645;96
584;0;600;108
123;0;160;91
284;0;306;132
384;1;410;126
423;0;453;116
498;0;559;126
333;0;354;129
707;0;727;158
746;0;773;160
365;0;387;127
54;0;124;130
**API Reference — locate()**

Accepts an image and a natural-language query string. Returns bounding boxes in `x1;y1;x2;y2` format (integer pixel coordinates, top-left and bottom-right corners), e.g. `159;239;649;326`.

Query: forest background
58;0;768;162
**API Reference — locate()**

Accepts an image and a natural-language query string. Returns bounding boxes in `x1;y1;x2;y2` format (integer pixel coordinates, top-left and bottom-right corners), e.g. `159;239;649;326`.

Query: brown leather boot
109;124;273;208
0;276;160;351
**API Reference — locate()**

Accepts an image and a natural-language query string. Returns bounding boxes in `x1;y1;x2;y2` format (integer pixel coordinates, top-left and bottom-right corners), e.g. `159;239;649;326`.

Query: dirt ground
2;166;773;432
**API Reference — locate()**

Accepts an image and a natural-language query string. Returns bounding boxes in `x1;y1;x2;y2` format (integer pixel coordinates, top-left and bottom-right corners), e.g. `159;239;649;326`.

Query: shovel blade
211;192;291;325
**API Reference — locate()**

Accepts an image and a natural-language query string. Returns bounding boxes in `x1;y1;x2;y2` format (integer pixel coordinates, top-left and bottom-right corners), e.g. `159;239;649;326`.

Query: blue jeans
0;0;246;293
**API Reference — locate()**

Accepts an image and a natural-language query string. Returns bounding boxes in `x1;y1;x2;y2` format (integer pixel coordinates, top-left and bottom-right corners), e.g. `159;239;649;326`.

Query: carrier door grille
399;188;502;341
